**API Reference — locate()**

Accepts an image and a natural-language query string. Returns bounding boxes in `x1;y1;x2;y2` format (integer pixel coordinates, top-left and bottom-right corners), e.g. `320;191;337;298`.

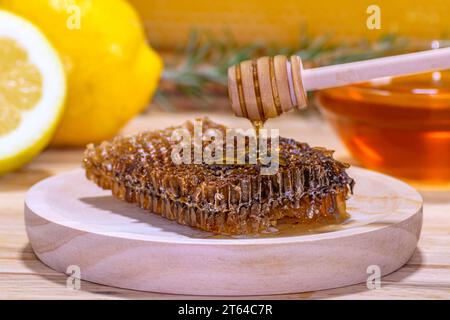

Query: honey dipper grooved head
228;55;308;121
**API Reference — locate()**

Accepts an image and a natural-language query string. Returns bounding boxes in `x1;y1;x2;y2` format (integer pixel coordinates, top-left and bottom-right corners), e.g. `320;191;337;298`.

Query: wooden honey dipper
228;47;450;121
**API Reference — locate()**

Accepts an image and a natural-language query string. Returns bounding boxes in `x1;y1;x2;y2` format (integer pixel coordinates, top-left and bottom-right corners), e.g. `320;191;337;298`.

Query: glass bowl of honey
316;70;450;186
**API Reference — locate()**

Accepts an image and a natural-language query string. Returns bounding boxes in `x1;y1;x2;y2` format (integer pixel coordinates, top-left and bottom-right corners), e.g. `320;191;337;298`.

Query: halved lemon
0;10;66;175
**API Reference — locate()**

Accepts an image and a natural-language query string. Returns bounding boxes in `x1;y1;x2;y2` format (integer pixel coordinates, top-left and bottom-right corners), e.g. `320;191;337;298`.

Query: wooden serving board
24;167;422;296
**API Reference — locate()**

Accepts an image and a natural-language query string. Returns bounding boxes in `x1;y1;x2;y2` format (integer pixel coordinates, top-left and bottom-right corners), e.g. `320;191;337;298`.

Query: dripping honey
252;119;265;161
318;71;450;185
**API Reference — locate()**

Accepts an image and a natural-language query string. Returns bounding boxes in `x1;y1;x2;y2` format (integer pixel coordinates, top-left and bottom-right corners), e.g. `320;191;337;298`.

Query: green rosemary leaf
155;29;410;111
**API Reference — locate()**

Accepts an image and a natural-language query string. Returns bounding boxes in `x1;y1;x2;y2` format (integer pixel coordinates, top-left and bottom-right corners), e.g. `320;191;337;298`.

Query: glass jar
317;71;450;186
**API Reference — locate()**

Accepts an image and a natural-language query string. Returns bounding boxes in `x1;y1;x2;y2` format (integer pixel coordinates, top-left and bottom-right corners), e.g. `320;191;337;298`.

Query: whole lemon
1;0;162;146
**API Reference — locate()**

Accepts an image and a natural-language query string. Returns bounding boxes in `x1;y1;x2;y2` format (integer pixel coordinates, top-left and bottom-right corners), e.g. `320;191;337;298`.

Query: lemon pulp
0;38;43;136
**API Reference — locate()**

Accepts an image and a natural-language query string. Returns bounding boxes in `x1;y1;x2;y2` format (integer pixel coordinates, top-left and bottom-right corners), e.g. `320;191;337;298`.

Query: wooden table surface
1;110;449;300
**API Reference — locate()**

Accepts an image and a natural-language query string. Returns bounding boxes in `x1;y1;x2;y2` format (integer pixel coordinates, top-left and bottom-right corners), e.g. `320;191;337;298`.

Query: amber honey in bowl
317;71;450;185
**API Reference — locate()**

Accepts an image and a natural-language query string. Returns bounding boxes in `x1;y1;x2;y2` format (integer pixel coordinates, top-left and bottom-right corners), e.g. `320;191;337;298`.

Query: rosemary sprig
154;30;409;111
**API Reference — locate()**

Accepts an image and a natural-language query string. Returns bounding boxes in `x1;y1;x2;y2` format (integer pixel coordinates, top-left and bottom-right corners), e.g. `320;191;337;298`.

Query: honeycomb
83;118;354;234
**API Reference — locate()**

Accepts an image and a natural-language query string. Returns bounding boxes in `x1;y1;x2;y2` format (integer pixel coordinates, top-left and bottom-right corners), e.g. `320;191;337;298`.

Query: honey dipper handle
301;47;450;90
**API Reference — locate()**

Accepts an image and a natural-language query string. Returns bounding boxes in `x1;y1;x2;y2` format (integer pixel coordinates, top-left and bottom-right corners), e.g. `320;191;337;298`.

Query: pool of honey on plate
317;71;450;186
197;213;351;239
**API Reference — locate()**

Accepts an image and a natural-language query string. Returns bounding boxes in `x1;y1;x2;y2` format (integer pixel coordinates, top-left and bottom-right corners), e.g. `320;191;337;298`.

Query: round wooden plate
25;167;422;296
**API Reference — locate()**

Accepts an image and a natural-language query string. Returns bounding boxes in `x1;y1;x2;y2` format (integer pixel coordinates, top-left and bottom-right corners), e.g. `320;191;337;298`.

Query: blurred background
1;0;450;186
132;0;450;48
133;0;450;110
